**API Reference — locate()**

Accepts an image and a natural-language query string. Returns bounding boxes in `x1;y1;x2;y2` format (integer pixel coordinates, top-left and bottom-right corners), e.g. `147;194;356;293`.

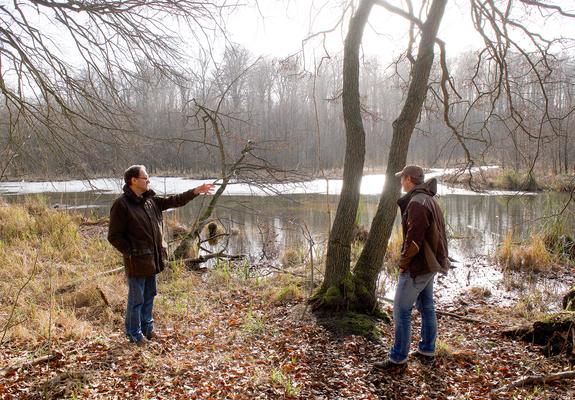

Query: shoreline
3;166;575;195
442;168;575;193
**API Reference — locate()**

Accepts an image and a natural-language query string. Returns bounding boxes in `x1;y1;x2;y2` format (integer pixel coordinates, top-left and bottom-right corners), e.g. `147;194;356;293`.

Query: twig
0;354;57;377
436;310;491;325
494;370;575;393
380;297;492;324
263;265;306;278
55;266;124;294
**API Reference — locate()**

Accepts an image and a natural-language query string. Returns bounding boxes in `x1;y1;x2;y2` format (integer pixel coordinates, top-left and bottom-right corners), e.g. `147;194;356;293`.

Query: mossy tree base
308;274;391;341
503;312;575;356
309;275;382;316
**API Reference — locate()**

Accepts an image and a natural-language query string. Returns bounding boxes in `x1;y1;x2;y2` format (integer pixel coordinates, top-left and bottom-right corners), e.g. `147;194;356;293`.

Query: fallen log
494;370;575;393
182;252;247;269
0;354;56;377
55;266;124;294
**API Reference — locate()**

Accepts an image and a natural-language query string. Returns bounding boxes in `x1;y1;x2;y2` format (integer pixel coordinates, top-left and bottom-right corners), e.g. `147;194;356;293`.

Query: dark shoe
144;331;156;340
129;336;148;347
412;351;435;365
373;359;407;374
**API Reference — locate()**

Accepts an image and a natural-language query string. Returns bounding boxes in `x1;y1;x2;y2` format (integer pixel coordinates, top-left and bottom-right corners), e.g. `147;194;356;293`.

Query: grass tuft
272;284;304;303
271;369;300;397
496;232;554;272
435;339;454;358
468;286;492;299
281;247;306;268
242;309;267;337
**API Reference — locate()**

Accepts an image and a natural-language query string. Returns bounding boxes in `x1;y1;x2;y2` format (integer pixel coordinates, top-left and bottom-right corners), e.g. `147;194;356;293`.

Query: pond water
1;173;574;309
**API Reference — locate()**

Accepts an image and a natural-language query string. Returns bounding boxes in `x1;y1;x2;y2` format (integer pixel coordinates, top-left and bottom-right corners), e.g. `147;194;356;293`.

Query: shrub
493;169;538;191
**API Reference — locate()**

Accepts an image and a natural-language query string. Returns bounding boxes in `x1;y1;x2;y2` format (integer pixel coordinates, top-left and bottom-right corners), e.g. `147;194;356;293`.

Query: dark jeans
389;271;437;363
125;275;157;342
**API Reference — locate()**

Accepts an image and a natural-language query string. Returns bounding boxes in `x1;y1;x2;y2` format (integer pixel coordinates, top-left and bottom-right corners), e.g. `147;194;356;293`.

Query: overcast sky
226;0;575;65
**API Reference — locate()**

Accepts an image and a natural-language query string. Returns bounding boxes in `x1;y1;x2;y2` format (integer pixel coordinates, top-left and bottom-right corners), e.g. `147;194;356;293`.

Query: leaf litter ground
2;275;574;400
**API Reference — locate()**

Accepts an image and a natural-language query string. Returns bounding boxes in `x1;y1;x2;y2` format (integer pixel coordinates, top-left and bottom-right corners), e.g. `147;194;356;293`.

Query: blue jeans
389;271;437;363
125;275;157;342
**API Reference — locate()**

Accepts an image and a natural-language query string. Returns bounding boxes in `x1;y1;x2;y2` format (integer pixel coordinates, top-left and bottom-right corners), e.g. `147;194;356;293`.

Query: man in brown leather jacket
375;165;449;373
108;165;214;344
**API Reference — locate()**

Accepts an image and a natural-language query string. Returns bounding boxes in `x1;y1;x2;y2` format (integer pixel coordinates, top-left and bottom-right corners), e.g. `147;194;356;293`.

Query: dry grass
496;231;555;272
468;286;492;299
0;201;122;345
382;228;403;274
1;200;305;347
511;291;548;320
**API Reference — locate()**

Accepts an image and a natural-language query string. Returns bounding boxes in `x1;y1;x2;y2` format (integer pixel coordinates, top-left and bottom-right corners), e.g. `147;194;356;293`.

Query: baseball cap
394;165;424;180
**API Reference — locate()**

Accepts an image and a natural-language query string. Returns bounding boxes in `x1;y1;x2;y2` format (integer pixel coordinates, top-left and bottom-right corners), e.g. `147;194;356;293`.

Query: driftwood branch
494;370;575;393
182;252;247;266
0;354;56;377
55;266;124;295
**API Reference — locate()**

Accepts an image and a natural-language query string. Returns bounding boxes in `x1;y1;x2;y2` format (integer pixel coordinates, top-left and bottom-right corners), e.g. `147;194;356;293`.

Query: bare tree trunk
352;0;448;311
312;0;374;310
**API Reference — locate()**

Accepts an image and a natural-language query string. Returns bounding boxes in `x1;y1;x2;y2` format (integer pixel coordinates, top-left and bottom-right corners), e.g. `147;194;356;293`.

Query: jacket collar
123;184;156;204
397;178;438;211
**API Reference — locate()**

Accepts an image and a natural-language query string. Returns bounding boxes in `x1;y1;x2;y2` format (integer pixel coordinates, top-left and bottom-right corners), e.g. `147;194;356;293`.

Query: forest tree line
2;45;574;180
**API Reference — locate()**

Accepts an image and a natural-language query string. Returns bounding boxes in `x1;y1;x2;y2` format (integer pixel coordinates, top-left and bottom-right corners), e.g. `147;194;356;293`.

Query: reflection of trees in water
442;194;575;259
6;191;575;260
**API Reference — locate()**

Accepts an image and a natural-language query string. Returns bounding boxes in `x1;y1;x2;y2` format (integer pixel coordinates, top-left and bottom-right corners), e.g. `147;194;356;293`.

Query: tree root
494;370;575;393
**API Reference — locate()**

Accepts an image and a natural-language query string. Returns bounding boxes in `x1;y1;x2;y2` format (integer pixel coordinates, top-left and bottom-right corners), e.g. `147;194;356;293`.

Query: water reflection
2;188;574;308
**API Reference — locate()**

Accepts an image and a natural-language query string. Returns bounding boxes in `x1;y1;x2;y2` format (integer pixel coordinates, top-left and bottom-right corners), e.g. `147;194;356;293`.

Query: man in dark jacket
375;165;449;373
108;165;214;344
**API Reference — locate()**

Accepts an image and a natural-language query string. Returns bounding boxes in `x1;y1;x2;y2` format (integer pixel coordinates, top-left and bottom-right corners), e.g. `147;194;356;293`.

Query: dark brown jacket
397;178;449;278
108;185;198;277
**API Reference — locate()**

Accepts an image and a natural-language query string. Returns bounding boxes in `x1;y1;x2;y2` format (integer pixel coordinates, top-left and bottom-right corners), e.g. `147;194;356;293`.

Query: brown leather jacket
397;178;449;278
108;185;198;277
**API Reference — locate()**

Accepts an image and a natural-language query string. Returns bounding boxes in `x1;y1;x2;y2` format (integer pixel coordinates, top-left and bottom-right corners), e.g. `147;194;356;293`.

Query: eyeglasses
135;177;149;181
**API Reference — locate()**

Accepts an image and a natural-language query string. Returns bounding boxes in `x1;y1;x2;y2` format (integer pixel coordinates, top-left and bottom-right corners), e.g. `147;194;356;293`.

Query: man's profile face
400;175;412;193
131;168;150;193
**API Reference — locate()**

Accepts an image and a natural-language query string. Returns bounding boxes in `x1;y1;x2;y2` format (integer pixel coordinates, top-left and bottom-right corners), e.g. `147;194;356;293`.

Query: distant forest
2;45;575;179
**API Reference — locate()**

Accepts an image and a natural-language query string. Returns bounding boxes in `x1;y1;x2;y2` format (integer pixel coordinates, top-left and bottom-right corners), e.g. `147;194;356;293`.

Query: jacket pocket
124;248;156;276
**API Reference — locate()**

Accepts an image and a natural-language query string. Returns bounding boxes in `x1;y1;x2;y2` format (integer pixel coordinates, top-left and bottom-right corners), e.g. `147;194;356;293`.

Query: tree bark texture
353;0;448;311
318;0;374;304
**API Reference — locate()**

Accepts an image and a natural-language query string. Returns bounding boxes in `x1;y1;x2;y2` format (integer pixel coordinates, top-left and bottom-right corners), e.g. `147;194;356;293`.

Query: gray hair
124;165;146;186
